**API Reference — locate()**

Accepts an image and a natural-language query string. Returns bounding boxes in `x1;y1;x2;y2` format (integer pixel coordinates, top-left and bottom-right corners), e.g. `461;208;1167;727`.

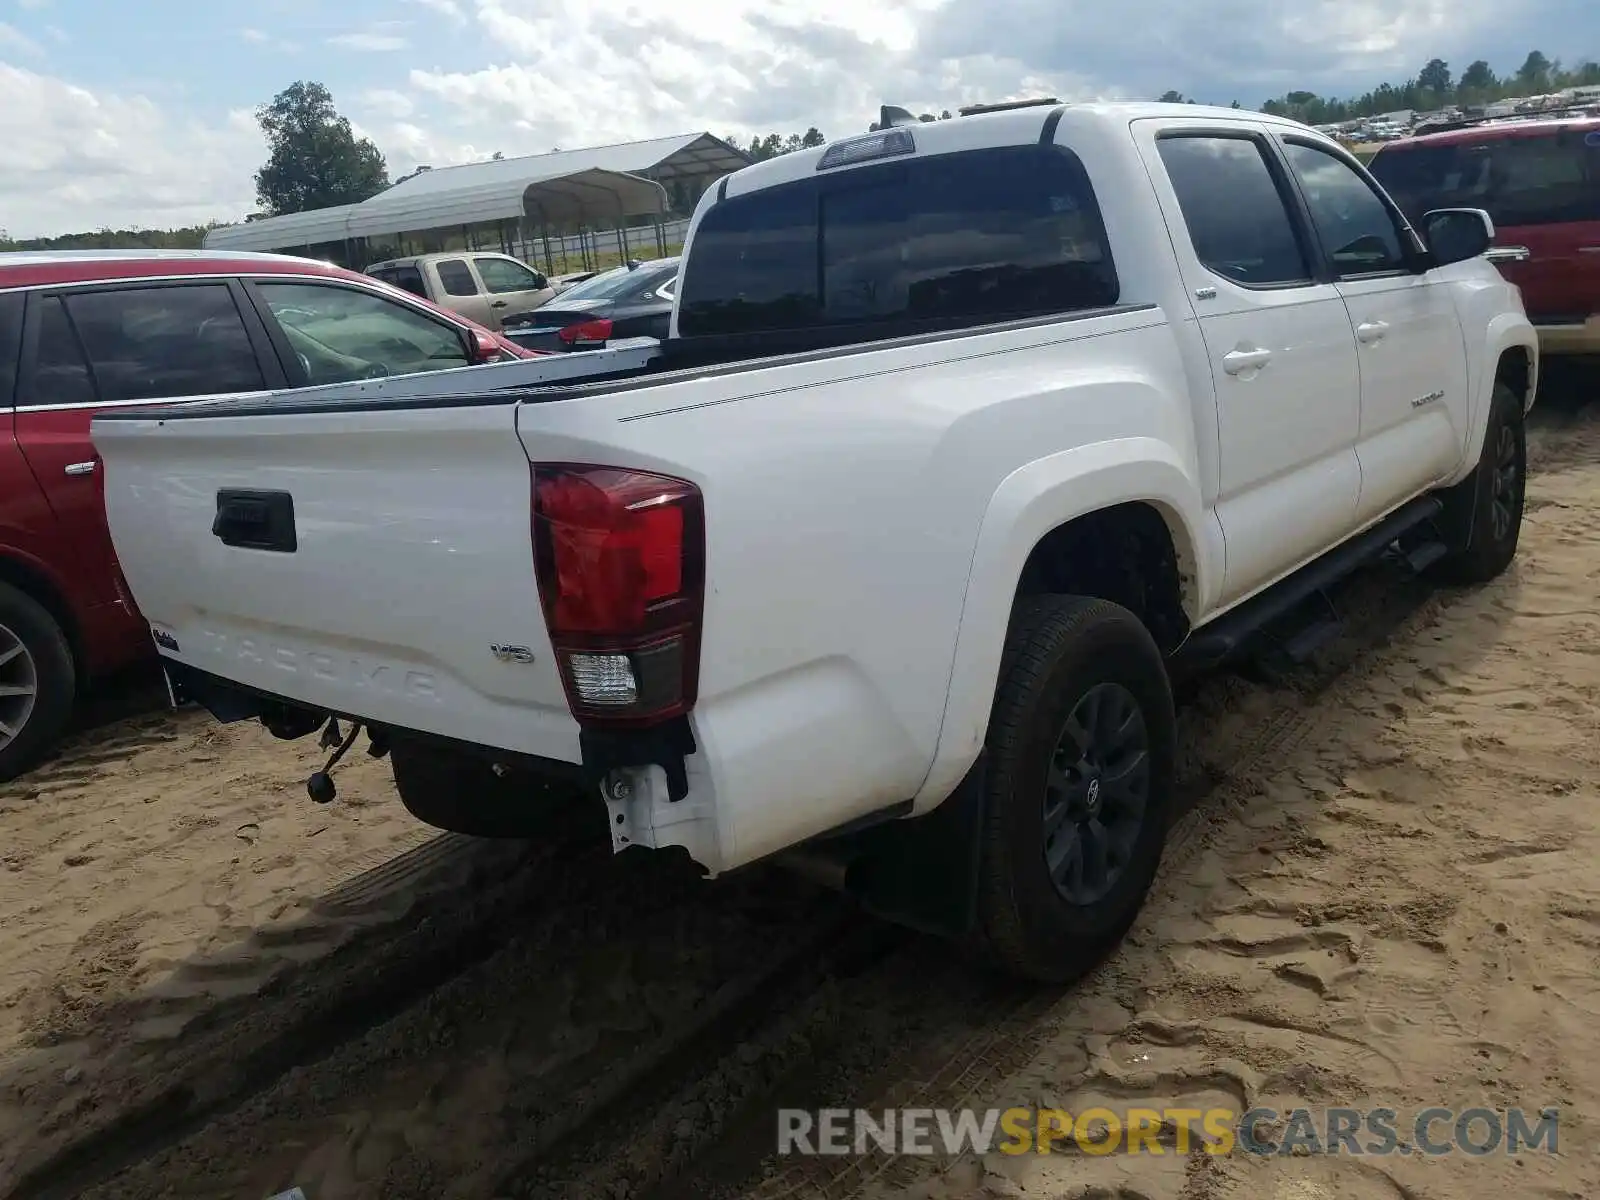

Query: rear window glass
372;265;427;298
1369;129;1600;228
554;260;678;304
676;144;1119;338
436;259;479;296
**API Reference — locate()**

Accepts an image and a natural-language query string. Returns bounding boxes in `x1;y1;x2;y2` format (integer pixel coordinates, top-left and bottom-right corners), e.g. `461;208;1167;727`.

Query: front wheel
0;582;75;783
1430;380;1526;585
974;595;1176;983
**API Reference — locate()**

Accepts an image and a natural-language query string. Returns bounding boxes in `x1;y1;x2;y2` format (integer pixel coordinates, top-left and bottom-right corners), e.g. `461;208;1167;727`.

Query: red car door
12;279;285;641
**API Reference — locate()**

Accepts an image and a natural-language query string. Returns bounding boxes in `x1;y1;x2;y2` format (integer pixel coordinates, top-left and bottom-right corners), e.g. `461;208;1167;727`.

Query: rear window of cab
676;142;1120;339
1368;127;1600;228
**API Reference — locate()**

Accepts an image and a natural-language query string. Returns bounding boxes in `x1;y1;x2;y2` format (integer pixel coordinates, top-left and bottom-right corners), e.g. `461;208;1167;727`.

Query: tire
1430;380;1526;585
0;581;75;783
974;595;1177;983
389;738;580;837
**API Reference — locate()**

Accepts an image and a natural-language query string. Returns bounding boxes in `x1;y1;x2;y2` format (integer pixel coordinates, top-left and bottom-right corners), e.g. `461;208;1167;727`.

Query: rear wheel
389;738;581;837
974;595;1176;983
0;582;75;783
1431;380;1526;585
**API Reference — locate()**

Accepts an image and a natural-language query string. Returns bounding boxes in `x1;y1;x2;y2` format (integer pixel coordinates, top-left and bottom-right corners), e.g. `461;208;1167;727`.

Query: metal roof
203;204;364;251
202;132;750;251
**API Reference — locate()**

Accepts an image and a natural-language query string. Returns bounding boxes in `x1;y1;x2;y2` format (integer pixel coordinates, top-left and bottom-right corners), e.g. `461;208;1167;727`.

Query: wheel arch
1458;321;1539;480
0;552;84;685
911;439;1208;813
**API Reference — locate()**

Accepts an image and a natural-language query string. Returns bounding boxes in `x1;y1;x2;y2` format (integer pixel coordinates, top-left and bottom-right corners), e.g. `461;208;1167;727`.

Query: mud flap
1432;456;1483;556
841;754;987;938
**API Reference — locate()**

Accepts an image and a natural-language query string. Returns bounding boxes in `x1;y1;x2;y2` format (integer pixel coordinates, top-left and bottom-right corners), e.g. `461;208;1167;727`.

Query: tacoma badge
490;644;535;664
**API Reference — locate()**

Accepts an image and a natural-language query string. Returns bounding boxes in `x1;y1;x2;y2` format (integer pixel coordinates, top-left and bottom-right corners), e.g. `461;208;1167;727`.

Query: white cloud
359;87;416;119
328;25;410;52
405;0;466;23
16;0;49;10
388;0;1581;164
2;0;1584;240
0;64;263;237
237;27;298;52
404;0;1097;157
0;21;42;56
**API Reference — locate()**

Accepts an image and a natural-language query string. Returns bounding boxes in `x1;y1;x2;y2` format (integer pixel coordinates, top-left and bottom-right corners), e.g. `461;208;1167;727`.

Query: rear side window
63;285;264;402
436;259;479;296
677;144;1119;338
372;265;428;298
27;297;97;407
1369;129;1600;228
1156;135;1312;286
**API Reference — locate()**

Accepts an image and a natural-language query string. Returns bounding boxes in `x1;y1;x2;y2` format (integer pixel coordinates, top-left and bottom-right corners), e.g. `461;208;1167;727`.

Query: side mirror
531;273;549;290
1421;208;1494;266
467;328;501;364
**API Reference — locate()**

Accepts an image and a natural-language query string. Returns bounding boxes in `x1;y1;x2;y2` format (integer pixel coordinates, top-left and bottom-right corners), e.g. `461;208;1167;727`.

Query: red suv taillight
558;318;614;346
531;464;704;726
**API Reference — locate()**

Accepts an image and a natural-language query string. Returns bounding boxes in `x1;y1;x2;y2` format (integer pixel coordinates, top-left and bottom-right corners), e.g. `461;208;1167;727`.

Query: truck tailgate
93;402;581;763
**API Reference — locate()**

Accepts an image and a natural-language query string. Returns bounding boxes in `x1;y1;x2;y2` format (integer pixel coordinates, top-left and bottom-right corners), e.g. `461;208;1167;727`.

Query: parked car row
0;250;540;778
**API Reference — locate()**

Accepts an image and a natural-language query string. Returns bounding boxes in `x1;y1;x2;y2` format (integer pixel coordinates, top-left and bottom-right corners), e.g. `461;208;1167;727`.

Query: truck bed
93;301;1171;872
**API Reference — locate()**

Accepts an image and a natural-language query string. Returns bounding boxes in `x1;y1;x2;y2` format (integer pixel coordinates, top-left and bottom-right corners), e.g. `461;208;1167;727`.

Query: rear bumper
1534;317;1600;357
164;657;590;782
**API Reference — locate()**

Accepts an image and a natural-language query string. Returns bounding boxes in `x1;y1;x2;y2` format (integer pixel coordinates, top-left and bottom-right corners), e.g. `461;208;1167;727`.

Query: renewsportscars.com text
777;1105;1561;1157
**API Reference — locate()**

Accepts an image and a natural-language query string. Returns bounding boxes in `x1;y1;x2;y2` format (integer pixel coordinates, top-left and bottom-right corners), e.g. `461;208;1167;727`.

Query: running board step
1175;494;1444;673
1281;615;1343;663
1403;540;1449;575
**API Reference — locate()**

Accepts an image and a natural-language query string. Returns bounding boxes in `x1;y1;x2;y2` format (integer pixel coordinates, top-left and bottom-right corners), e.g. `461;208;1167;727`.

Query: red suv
0;250;537;779
1367;114;1600;359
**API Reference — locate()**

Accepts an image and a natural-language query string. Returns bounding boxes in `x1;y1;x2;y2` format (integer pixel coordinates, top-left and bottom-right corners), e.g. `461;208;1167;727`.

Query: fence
511;218;692;275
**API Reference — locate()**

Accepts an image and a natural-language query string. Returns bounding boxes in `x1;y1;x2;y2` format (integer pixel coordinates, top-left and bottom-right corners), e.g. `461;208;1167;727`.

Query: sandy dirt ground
1;396;1598;1200
0;714;435;1189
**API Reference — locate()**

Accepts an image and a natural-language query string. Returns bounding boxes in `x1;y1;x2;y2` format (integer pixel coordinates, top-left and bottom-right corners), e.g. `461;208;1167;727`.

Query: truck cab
366;253;558;332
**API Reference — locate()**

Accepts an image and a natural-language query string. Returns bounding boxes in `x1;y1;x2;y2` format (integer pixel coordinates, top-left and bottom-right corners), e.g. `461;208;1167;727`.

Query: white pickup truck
93;101;1537;981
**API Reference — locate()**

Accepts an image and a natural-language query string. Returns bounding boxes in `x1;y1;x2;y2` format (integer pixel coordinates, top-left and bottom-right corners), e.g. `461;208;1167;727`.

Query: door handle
1355;321;1389;344
65;461;97;477
1221;348;1272;375
1484;246;1531;263
1579;246;1600;255
491;300;507;308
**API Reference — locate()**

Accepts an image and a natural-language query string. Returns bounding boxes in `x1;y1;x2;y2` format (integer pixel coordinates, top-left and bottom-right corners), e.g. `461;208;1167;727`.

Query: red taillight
557;317;614;346
531;464;704;726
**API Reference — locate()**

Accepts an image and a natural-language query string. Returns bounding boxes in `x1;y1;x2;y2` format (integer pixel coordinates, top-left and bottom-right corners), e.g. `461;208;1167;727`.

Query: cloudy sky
0;0;1594;237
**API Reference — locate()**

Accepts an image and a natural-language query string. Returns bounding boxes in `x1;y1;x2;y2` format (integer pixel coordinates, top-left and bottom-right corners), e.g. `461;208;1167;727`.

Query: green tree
0;223;215;252
1158;90;1187;103
254;81;389;215
735;130;828;162
1516;50;1551;91
1458;59;1497;98
1417;58;1452;96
